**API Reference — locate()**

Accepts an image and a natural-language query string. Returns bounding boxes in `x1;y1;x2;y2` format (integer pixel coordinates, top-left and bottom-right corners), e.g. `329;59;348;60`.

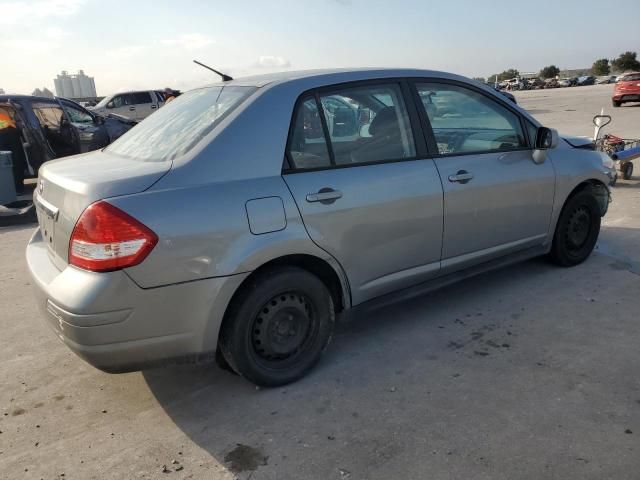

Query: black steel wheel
550;189;601;266
622;162;634;180
219;266;335;386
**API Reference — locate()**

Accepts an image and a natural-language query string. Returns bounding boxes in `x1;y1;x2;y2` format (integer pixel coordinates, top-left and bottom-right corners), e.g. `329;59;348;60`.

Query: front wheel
612;100;621;107
550;189;602;267
218;267;335;387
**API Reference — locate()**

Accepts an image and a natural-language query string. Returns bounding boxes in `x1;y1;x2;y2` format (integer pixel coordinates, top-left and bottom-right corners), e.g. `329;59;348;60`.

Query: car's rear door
412;80;555;273
131;91;156;120
283;81;443;305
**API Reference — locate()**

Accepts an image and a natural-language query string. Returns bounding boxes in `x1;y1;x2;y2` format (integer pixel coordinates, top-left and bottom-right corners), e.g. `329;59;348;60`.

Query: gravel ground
0;84;639;480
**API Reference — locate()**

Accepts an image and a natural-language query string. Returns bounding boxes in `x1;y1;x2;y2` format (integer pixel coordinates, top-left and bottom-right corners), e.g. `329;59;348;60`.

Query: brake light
69;201;158;272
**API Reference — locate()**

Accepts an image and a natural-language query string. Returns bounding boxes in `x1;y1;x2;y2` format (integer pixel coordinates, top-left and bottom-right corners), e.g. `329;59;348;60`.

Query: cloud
256;56;292;69
3;0;86;25
162;34;214;50
105;45;147;60
44;27;69;40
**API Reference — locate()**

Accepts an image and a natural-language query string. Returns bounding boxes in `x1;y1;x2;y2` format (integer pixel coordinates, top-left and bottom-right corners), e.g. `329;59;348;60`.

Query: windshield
106;85;257;162
93;95;112;109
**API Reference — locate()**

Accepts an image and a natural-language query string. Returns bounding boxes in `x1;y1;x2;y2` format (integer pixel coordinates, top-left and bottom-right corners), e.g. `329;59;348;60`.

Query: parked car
27;69;611;386
543;78;559;89
90;90;166;120
612;72;640;107
0;94;135;178
484;83;517;103
557;78;576;87
595;75;616;85
577;76;595;86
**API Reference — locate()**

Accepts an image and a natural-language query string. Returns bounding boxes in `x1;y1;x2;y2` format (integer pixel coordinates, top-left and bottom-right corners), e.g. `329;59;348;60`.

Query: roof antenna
193;59;233;82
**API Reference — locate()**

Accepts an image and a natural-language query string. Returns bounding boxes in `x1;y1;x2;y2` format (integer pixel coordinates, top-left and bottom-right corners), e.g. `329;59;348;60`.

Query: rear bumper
26;229;248;372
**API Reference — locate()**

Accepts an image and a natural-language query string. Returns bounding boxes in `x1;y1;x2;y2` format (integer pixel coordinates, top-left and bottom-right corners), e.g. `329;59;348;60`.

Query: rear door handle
306;189;343;203
150;105;157;109
448;170;474;184
129;106;136;111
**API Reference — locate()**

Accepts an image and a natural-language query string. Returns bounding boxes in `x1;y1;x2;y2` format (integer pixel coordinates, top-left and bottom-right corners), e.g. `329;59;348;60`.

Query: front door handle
448;170;474;184
129;106;136;111
306;188;343;204
151;105;157;109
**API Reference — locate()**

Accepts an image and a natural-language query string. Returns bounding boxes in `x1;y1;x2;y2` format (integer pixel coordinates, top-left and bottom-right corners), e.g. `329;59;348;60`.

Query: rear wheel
550;190;602;267
218;267;335;386
622;162;634;180
612;100;622;107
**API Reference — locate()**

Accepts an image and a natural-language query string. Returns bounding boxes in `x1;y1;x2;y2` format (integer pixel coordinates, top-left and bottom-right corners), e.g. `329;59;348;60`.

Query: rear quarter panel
113;176;347;294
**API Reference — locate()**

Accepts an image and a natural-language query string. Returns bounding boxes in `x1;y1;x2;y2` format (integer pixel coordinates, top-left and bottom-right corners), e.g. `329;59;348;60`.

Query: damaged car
0;94;136;185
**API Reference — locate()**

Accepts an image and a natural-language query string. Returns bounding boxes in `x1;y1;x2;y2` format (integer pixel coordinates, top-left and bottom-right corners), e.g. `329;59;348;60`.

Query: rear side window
286;83;416;170
287;96;332;169
132;92;152;104
621;74;640;82
32;102;64;129
107;85;257;162
416;83;526;155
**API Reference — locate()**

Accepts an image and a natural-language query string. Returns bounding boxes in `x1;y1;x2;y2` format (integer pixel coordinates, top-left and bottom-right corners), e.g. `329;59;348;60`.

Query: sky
2;0;639;96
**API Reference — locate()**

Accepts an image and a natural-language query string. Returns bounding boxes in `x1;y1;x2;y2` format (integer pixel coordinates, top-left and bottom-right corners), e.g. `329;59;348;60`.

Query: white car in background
90;90;166;121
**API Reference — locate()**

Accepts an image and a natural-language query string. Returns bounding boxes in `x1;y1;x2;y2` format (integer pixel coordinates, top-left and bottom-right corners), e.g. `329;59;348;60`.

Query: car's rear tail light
69;201;158;272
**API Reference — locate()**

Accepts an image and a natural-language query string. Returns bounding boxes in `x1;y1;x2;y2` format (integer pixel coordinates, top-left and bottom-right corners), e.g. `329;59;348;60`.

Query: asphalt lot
1;84;639;480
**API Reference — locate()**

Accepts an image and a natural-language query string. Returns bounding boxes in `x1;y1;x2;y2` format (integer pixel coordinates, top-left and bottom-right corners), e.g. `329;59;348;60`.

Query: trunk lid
34;150;170;269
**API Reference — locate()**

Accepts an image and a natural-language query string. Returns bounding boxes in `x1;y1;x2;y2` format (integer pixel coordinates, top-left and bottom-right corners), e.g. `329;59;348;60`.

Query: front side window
62;102;93;123
416;83;526;155
319;84;415;165
107;85;257;162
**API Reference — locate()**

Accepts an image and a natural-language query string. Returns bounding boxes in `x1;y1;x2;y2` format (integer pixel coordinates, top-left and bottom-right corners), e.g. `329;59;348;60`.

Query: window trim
283;78;427;174
409;78;533;158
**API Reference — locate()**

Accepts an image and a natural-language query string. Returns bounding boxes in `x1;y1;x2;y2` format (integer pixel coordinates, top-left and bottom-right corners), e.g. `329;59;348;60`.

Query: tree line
478;51;640;83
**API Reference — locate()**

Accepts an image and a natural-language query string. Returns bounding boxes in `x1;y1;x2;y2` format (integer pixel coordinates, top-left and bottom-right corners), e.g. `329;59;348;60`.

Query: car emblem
38;179;44;194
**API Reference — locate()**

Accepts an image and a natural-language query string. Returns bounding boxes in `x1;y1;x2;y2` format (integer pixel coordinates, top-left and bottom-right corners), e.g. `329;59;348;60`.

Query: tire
550;189;602;267
612;100;621;107
622;162;634;180
218;266;335;387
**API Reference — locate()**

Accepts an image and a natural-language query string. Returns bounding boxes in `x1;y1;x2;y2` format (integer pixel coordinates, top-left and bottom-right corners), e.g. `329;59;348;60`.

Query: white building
0;88;5;95
54;70;97;98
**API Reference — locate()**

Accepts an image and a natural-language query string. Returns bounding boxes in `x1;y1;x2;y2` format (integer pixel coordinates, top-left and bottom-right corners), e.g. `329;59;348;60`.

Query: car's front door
283;82;443;305
59;99;109;152
110;93;136;119
414;81;555;272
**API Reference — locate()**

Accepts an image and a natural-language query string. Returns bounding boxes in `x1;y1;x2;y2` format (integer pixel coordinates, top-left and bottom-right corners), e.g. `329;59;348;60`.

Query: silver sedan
27;68;611;386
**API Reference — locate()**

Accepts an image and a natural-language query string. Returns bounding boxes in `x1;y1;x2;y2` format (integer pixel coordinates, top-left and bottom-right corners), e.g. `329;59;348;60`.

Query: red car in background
612;72;640;107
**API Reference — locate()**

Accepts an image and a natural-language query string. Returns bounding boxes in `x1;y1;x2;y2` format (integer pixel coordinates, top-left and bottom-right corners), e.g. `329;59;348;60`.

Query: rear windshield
621;74;640;82
106;85;257;161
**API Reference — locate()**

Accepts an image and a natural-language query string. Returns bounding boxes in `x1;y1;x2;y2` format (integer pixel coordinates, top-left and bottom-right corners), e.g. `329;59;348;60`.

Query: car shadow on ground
613;177;640;189
142;255;565;477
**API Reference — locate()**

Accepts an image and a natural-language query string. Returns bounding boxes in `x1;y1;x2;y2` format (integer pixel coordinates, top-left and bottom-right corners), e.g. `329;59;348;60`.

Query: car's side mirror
535;127;559;149
106;101;114;109
94;115;105;125
533;127;559;164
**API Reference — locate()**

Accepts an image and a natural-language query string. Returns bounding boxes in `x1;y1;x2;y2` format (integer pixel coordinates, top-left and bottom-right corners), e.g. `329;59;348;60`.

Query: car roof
202;67;470;88
0;94;58;102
